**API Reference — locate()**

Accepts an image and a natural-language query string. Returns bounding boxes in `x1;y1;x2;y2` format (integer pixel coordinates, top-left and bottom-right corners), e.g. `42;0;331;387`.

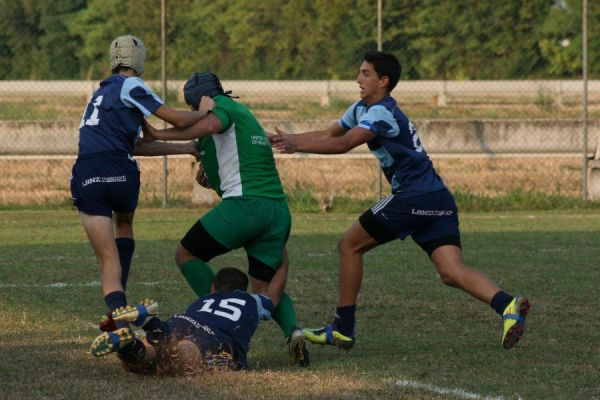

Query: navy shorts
70;152;140;217
359;189;461;256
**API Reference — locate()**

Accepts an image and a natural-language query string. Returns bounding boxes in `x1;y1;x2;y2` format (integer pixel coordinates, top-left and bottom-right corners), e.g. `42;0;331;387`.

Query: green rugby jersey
195;95;285;199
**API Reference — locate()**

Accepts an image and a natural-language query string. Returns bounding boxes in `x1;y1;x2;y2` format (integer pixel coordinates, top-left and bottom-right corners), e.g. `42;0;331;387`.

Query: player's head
212;268;249;292
362;49;401;93
110;35;146;75
183;71;225;110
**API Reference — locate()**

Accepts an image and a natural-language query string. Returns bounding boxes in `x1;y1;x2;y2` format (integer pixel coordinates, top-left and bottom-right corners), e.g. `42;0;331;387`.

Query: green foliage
0;0;600;79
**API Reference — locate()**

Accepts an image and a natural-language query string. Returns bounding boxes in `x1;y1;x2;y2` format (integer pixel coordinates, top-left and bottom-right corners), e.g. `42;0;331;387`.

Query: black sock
104;290;129;329
333;305;356;336
115;238;135;290
490;290;514;316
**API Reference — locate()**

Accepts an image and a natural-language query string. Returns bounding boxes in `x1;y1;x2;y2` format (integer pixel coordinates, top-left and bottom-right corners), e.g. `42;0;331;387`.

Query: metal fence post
377;0;383;200
161;0;169;208
583;0;589;200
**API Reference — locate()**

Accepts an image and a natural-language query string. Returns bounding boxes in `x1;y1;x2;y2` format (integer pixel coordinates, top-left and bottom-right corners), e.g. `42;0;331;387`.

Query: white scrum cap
109;35;146;74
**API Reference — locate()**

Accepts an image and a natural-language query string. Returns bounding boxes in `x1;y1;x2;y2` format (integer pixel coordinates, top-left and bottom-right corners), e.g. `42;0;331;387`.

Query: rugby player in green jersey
143;72;308;367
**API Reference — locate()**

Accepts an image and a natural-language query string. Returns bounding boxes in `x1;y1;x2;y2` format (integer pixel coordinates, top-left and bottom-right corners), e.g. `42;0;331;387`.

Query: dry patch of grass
0;156;582;206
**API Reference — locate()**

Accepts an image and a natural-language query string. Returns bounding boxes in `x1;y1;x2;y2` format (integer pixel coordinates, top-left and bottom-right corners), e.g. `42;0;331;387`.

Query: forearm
153;105;208;129
134;140;196;156
294;134;352;154
172;109;206;129
150;126;202;141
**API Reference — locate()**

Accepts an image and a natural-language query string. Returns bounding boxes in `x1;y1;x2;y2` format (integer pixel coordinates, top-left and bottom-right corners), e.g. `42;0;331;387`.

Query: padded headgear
183;72;225;110
110;35;146;74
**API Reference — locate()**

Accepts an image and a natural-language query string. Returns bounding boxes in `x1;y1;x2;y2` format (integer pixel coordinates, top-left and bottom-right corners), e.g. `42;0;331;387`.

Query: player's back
78;75;162;156
183;290;273;368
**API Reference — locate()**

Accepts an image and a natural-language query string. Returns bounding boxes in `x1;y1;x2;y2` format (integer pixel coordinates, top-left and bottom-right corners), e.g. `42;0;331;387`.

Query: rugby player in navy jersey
90;264;291;374
71;35;211;356
269;50;530;350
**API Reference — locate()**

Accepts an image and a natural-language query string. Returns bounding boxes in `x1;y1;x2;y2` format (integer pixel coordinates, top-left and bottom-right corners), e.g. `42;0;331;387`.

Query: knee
175;243;194;267
437;264;464;287
337;237;358;256
249;277;268;293
114;213;134;229
438;270;458;287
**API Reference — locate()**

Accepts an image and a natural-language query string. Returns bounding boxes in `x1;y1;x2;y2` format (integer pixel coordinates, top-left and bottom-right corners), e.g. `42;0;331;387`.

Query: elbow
336;140;354;154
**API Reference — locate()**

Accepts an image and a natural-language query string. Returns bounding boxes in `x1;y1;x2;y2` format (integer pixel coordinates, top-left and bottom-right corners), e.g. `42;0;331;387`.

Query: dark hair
111;65;134;74
212;268;249;292
363;49;402;92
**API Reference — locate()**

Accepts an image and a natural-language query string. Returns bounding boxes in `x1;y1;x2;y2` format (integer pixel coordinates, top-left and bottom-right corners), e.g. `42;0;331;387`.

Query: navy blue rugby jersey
78;75;163;155
339;96;446;198
181;290;273;368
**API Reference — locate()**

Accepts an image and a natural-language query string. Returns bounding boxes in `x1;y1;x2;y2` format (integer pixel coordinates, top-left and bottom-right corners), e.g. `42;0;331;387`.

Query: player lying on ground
90;264;292;374
269;49;530;351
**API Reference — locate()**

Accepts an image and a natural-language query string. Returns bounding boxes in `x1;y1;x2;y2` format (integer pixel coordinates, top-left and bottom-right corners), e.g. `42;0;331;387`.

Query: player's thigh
244;199;291;281
199;197;273;249
70;161;112;217
79;212;118;258
358;194;419;245
71;156;140;218
410;190;462;257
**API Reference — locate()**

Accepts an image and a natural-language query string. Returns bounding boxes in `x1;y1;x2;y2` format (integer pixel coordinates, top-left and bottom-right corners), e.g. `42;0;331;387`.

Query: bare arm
134;140;197;157
270;125;375;155
263;249;289;308
152;105;205;129
152;96;216;129
267;122;345;143
144;113;223;141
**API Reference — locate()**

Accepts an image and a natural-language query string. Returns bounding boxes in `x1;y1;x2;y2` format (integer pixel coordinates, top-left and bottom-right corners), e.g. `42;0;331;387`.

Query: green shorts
199;197;291;272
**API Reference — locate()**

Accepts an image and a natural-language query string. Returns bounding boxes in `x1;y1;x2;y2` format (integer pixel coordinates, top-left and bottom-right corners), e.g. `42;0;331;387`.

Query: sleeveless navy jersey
77;75;163;155
339;96;446;198
180;290;273;368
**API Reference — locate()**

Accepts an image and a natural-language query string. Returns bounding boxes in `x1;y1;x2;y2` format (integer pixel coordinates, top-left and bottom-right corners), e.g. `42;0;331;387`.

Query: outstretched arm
152;96;216;129
134;139;197;157
145;96;221;141
144;115;222;141
270;124;375;155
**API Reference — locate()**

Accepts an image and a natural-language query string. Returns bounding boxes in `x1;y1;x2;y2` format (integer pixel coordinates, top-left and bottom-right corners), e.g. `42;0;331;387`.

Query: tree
37;0;87;79
407;0;553;79
0;0;42;79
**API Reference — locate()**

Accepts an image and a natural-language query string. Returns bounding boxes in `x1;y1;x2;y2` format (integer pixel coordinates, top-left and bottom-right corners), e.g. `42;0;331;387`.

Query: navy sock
143;317;161;332
490;290;514;316
117;337;145;360
104;290;129;329
333;305;356;336
115;238;135;290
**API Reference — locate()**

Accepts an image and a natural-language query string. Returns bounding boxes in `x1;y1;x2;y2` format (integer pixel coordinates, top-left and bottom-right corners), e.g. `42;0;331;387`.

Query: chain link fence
0;0;598;208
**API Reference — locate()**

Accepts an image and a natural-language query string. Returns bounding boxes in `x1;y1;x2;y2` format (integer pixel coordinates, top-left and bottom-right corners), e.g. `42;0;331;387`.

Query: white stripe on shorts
371;194;394;214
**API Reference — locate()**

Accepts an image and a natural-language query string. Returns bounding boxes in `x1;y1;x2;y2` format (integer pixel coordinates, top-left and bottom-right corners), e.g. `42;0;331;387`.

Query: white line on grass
0;280;176;288
390;379;510;400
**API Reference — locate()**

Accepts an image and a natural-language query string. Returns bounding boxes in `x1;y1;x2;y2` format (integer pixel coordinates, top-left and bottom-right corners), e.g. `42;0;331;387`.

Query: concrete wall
0;119;597;156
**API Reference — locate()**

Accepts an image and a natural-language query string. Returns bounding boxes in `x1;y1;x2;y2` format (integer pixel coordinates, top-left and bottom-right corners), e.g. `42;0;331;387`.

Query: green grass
1;209;599;399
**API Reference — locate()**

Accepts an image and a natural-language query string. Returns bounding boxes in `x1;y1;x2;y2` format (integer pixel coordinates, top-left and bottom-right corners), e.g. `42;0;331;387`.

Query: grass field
1;208;599;399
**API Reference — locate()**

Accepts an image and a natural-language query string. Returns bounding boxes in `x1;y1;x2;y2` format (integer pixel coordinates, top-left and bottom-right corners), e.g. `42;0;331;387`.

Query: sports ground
1;208;598;399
